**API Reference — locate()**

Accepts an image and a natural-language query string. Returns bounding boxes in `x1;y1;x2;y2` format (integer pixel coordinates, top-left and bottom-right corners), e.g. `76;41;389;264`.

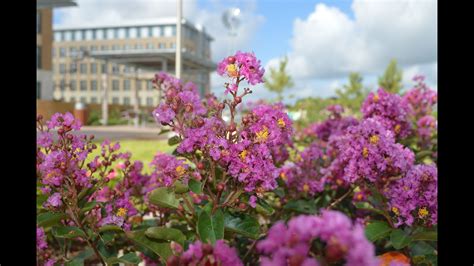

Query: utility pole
176;0;182;79
133;67;140;127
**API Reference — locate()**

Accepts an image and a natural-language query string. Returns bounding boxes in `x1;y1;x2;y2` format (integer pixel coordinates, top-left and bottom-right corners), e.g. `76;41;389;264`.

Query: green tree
335;72;369;116
264;56;294;102
378;59;403;94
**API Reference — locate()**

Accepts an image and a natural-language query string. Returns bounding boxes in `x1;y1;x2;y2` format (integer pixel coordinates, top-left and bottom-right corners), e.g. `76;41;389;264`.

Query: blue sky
53;0;437;103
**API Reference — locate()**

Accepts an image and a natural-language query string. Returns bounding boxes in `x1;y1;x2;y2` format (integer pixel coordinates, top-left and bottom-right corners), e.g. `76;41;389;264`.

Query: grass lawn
90;139;177;173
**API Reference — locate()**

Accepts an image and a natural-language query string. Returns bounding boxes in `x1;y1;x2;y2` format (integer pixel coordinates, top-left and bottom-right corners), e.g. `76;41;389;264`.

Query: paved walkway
37;125;170;141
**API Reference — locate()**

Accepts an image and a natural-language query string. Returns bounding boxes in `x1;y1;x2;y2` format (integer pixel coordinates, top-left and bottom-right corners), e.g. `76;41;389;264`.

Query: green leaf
416;150;433;161
52;226;86;239
273;187;285;198
255;198;275;216
37;212;68;227
197;209;224;244
145;227;186;246
80;201;98;214
37;194;48;208
390;229;412;249
365;221;392;242
411;230;437;242
224;212;260;239
283;199;317;214
126;229;173;261
410;241;437;256
98;225;124;233
354;202;387;217
173;180;189;194
65;248;94;266
168;135;181;146
106;253;141;265
149;187;180;209
188;179;202;194
158;129;171;135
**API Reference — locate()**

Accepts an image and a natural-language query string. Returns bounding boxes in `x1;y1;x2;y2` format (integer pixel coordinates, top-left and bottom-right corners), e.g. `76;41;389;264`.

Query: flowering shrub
37;51;437;265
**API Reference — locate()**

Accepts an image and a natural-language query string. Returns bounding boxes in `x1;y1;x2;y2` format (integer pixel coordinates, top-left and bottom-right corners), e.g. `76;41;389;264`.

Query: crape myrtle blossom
361;89;411;138
257;210;378;266
280;142;326;196
402;75;437;120
37;226;56;266
152;72;206;126
167;240;243;266
330;118;414;184
303;105;358;142
147;152;190;190
217;51;265;85
385;164;437;227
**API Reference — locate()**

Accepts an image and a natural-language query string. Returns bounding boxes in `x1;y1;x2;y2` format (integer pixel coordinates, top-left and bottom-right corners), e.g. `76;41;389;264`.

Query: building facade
37;8;54;100
52;18;214;107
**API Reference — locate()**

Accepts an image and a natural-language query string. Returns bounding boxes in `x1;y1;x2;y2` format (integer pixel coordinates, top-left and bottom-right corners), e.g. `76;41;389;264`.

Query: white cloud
286;0;437;80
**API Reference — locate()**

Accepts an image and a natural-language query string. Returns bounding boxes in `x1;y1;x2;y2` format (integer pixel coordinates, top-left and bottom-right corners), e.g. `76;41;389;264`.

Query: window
147;81;153;90
158;43;165;49
60;47;66;57
96;29;104;40
152;26;161;37
70;63;77;73
114;28;120;39
64;31;72;41
85;29;93;40
137;97;141;105
80;80;87;91
171;43;176;49
36;82;41;99
112;44;120;50
60;79;66;91
91;97;98;103
124;80;131;91
80;63;87;74
70;79;76;91
37;12;41;34
70;97;76;102
74;30;83;41
112;80;119;91
90;45;98;51
146;97;153;106
147;43;154;49
54;32;62;42
112;65;120;74
69;47;77;57
91;63;97;73
140;27;149;38
148;26;153;37
123;97;130;106
107;28;114;39
37;46;41;69
80;97;87;103
91;80;98;91
123;44;131;50
59;64;66;74
101;45;108;51
112;97;119;104
129;27;137;38
136;80;142;90
135;44;143;50
164;26;173;37
101;63;107;73
118;28;126;39
52;47;55;57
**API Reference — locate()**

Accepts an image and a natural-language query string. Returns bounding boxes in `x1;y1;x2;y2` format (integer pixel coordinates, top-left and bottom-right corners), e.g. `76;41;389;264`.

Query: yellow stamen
418;207;429;218
176;165;185;176
373;94;379;102
240;149;248;160
277;118;286;128
394;124;401;133
302;184;310;192
362;147;369;158
255;126;269;142
336;179;344;186
369;135;379;145
356;193;363;201
226;64;238;77
280;171;287;181
392;207;400;216
116;208;127;217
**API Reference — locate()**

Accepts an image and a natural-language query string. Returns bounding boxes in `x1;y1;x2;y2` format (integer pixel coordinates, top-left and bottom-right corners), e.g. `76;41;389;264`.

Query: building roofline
53;17;213;41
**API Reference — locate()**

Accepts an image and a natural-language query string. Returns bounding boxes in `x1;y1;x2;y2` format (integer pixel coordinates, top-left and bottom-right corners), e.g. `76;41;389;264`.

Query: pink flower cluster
170;240;243;266
303;105;358;142
385;164;437;227
257;210;379;266
402;75;437;120
217;51;265;85
361;89;412;138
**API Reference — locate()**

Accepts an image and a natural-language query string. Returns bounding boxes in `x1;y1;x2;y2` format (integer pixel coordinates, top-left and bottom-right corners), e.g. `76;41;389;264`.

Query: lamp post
222;7;241;55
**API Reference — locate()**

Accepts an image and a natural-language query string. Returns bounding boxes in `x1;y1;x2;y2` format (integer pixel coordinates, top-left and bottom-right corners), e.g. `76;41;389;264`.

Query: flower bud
234;96;242;104
166;255;180;266
239;203;247;210
185;104;193;113
170;241;183;254
217;183;225;192
227;56;236;64
228;123;236;132
202;243;214;255
197;162;205;170
89;134;95;140
218;103;225;110
325;243;346;263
